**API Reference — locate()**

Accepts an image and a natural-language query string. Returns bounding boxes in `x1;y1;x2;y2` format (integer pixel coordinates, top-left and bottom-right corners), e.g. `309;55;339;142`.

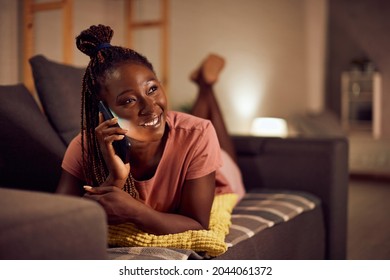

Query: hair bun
76;24;114;58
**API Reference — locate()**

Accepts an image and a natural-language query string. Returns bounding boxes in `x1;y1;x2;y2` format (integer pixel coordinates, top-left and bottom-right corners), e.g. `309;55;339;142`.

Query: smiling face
99;62;168;143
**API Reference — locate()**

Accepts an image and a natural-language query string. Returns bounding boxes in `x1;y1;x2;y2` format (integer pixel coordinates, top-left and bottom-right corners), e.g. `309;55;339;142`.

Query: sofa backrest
0;84;66;192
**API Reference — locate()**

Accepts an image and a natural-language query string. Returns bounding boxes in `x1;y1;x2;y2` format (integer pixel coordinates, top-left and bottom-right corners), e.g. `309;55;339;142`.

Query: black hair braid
76;24;113;58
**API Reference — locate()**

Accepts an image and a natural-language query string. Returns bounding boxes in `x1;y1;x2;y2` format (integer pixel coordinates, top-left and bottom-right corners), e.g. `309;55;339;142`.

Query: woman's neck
129;126;169;181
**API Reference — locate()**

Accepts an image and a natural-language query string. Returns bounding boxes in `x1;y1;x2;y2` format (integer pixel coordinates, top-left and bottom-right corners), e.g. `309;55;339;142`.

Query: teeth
144;117;159;127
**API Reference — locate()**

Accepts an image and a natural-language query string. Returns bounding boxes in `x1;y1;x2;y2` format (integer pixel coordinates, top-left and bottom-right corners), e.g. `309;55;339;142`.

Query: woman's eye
123;98;136;105
148;86;158;95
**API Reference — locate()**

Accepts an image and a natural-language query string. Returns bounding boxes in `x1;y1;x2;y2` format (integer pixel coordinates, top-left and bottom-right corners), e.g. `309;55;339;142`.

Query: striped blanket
107;191;320;260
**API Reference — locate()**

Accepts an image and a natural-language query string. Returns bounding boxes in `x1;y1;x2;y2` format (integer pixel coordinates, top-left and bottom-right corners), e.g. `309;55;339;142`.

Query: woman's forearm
129;202;206;235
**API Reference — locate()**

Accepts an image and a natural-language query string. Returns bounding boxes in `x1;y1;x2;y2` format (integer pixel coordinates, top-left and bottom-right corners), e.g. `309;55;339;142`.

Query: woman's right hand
95;113;130;188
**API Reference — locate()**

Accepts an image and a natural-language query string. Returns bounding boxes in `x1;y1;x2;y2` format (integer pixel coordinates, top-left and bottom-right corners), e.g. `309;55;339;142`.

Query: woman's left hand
83;186;140;224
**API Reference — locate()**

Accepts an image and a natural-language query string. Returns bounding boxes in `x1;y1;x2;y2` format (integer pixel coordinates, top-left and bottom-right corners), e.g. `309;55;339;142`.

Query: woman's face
99;63;168;143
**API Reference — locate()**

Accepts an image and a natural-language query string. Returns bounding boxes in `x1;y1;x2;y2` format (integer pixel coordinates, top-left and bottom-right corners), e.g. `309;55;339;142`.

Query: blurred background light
250;117;288;137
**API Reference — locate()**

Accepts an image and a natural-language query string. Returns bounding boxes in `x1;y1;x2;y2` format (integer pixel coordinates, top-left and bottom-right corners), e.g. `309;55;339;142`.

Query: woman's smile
139;114;162;128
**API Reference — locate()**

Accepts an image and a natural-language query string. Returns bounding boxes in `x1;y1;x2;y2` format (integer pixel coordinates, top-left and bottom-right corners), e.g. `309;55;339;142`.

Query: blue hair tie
96;42;111;52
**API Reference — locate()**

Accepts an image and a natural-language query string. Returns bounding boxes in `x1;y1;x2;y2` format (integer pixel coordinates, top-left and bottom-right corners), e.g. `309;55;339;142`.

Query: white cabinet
341;71;381;138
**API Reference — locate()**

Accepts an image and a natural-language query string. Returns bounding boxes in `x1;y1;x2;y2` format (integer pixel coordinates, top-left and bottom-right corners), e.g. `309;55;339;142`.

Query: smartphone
98;101;131;163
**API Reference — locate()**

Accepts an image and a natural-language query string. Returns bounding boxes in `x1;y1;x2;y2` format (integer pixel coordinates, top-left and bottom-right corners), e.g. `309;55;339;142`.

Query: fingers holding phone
98;101;131;162
97;113;128;145
95;102;131;184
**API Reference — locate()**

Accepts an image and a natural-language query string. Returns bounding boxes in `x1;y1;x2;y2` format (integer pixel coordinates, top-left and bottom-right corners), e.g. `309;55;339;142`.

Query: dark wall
326;0;390;138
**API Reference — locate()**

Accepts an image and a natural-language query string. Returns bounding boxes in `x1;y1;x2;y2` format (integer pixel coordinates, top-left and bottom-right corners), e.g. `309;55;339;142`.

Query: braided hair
76;24;154;196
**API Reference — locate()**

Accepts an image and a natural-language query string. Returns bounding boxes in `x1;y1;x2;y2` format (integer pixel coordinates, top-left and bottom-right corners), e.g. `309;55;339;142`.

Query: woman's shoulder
64;132;83;155
167;111;212;132
68;132;82;146
166;111;218;147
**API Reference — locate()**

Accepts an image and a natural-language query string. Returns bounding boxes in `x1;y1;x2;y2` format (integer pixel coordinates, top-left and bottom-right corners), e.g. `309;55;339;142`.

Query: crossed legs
190;54;237;163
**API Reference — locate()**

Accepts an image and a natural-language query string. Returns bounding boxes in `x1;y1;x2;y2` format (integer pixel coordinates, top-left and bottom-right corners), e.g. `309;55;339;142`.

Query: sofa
0;55;349;260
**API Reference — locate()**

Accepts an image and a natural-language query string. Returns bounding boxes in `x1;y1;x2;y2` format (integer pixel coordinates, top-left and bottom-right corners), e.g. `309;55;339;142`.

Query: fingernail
83;185;93;190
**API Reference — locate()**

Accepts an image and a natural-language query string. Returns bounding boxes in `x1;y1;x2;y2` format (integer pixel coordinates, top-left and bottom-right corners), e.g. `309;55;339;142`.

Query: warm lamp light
251;117;288;137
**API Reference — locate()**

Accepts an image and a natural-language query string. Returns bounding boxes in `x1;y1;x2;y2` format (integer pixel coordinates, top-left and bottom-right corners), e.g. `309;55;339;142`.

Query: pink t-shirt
62;111;243;212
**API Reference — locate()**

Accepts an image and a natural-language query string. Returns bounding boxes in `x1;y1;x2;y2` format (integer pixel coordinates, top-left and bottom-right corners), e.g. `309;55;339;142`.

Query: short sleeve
185;121;222;180
61;133;85;181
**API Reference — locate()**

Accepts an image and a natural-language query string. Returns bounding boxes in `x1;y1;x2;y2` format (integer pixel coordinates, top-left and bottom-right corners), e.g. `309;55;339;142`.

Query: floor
347;177;390;259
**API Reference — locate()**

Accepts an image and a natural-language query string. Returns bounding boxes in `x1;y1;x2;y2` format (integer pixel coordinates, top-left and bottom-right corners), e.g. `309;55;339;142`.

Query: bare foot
190;54;225;85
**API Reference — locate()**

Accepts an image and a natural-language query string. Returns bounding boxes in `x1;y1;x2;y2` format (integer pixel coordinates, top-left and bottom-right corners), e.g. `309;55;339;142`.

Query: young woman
56;24;244;235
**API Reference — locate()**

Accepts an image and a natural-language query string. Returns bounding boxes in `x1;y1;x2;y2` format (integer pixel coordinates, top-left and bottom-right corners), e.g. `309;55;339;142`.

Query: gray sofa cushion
0;84;66;192
216;191;324;259
216;205;325;259
0;188;107;259
225;191;320;246
29;55;84;145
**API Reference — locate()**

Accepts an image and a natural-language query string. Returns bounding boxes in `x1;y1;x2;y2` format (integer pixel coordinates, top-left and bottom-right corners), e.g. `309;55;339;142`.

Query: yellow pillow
108;193;237;257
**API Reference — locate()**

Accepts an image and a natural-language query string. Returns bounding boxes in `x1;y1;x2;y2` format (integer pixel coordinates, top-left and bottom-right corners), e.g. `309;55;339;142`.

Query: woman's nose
139;96;155;115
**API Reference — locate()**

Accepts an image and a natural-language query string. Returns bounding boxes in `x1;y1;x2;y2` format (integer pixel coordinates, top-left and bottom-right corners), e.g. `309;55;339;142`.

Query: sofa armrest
232;136;349;260
0;188;108;260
